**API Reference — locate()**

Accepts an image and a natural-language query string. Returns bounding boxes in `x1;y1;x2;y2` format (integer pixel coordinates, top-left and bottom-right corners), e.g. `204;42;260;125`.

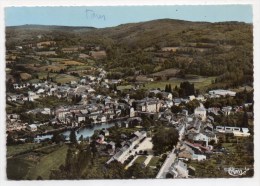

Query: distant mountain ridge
6;18;252;49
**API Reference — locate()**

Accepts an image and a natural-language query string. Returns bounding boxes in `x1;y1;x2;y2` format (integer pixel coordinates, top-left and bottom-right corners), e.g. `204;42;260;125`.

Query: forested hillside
6;19;253;89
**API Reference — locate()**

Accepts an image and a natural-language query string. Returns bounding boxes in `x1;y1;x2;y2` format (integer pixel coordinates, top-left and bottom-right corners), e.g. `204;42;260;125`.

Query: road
156;147;177;179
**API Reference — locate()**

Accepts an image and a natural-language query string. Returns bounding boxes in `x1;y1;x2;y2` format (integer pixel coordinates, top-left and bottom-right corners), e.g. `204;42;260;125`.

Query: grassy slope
144;76;216;92
7;158;34;180
54;74;79;84
27;144;68;179
134;155;147;164
148;156;160;167
7;143;42;157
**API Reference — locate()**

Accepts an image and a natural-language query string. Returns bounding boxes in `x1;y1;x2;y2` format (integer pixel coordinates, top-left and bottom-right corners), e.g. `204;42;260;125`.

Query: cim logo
224;167;250;177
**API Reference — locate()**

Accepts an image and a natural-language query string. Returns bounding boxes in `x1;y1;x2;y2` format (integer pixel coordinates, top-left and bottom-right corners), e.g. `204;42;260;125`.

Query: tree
179;81;195;97
7;133;15;145
242;106;249;127
169;84;172;93
148;92;155;98
185;99;200;114
171;105;182;114
69;129;77;144
79;135;84;142
125;163;154;178
37;176;43;180
165;84;169;92
156;93;163;100
104;161;126;179
152;128;179;154
52;132;65;144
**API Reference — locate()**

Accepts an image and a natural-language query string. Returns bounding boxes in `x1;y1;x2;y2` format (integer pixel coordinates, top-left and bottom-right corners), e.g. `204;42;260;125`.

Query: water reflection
35;123;115;142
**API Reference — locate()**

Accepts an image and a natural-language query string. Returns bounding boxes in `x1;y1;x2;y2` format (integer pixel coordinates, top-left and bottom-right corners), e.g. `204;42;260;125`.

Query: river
34;123;115;142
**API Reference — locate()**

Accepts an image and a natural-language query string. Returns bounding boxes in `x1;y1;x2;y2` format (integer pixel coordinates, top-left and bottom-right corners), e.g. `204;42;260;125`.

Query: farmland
27;144;68;179
53;74;79;84
7;144;68;180
144;76;216;92
7;143;42;157
151;68;180;77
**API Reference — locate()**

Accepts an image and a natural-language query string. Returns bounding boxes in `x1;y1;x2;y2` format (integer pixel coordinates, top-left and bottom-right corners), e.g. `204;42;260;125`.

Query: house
136;99;162;113
177;124;186;140
182;109;188;116
203;132;218;144
97;115;107;123
107;141;116;155
107;145;131;164
179;142;207;161
192;154;206;161
36;41;56;48
149;89;161;95
188;133;209;147
194;106;207;121
186;118;201;134
233;128;250;137
7;95;18;102
130;107;135;117
207;116;214;123
204;123;214;132
121;122;129;128
76;114;86;123
96;134;105;144
28;91;39;101
209;89;236;97
88;113;99;123
215;126;241;133
207;107;220;115
101;129;110;137
27;124;37;132
107;141;116;150
188;95;196;101
222;106;232;115
161;92;173;100
7;114;20;121
173;98;182;106
196;95;206;102
179;143;195;159
169;159;189;178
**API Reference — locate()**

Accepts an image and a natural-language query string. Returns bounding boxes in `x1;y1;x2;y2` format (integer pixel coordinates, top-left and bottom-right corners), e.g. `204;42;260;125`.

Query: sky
5;5;253;28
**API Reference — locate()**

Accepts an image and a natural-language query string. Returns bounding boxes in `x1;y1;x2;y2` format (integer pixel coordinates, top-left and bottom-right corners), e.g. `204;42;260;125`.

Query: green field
54;74;79;84
148;156;160;167
134;155;147;164
67;65;92;71
117;85;133;91
27;145;68;179
7;144;68;180
37;72;58;79
144;76;216;92
7;143;42;157
48;58;68;62
7;158;35;180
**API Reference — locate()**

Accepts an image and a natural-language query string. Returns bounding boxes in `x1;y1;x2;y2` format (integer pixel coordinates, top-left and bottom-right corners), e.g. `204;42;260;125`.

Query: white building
130;107;135;117
27;124;37;132
170;160;189;178
209;89;236;97
194;106;207;121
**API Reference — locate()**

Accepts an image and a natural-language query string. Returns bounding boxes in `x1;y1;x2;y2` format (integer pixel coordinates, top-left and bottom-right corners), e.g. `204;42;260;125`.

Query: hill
5;19;253;89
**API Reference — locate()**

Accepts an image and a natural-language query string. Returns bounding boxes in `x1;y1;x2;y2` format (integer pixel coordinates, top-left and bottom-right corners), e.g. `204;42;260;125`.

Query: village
5;13;255;179
6;42;253;178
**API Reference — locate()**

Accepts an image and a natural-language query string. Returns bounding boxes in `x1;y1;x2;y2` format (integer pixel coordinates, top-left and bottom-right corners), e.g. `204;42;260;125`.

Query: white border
0;1;259;186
